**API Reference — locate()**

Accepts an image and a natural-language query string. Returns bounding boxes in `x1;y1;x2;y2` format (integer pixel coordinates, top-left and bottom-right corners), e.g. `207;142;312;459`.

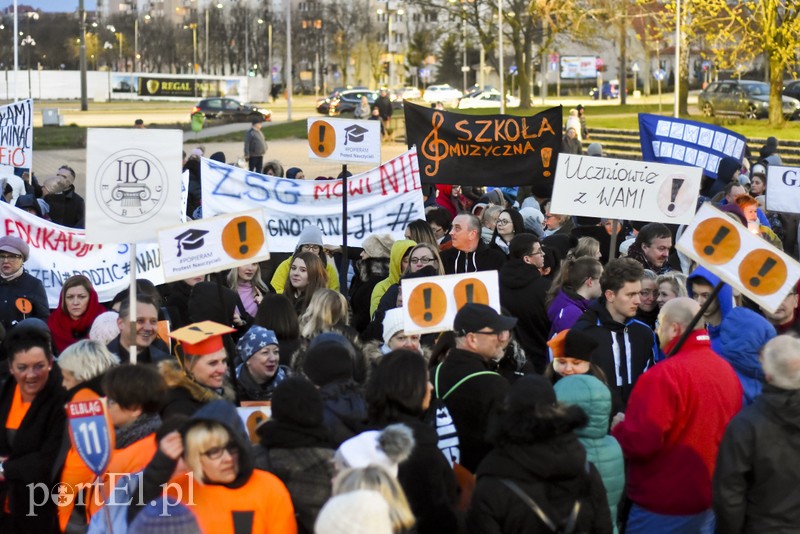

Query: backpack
498;460;592;534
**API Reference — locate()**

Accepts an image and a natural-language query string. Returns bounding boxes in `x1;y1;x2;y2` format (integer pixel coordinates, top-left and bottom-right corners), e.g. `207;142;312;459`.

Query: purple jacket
547;289;591;337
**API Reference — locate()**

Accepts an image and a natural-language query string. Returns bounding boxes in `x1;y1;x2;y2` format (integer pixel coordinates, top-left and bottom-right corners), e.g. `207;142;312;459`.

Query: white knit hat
314;490;393;534
381;308;405;345
89;311;121;346
335;424;414;478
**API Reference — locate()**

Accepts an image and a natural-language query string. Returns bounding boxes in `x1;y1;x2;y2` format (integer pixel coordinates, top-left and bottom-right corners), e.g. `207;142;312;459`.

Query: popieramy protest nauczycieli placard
85;128;183;244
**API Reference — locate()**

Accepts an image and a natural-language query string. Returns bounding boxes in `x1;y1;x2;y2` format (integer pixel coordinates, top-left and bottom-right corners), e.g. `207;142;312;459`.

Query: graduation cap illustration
169;320;236;357
174;228;209;257
344;124;369;145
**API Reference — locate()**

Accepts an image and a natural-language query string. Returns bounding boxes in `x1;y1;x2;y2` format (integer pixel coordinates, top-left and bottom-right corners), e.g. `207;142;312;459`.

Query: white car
396;86;422;100
458;90;520;109
423;84;463;104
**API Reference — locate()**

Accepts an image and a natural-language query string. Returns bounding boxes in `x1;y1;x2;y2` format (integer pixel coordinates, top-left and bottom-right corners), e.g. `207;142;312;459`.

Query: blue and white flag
639;114;746;180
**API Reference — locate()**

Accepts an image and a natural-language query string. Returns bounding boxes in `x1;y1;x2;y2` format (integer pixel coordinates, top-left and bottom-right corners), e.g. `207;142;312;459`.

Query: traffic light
382;62;390;75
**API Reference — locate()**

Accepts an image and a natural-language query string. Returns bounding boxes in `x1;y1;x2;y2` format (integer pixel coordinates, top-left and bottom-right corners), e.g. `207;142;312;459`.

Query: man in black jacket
434;303;516;473
499;234;551;373
714;335;800;533
44;165;85;229
572;258;657;408
440;213;506;274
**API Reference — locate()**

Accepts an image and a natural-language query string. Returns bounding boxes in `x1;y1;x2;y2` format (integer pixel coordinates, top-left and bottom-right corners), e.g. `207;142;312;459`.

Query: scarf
0;266;23;281
48;286;108;353
115;412;162;449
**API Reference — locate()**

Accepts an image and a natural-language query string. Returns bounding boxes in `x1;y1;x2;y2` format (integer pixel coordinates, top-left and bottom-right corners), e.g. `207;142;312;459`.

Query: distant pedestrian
134;118;145;128
244;117;268;173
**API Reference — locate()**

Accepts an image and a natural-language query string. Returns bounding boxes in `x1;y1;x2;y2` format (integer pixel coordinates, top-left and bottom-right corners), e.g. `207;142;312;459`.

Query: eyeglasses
0;253;23;262
409;256;437;265
470;329;507;338
528;249;545;256
201;442;238;460
300;244;321;253
496;219;512;226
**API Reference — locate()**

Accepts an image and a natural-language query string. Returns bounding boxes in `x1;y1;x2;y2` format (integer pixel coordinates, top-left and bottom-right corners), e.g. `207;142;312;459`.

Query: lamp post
106;25;122;71
20;34;33;98
286;0;293;120
376;3;404;89
135;15;148;72
184;23;198;95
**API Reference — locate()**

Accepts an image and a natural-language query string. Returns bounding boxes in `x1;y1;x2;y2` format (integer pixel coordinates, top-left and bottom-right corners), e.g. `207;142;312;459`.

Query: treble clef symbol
420;111;449;177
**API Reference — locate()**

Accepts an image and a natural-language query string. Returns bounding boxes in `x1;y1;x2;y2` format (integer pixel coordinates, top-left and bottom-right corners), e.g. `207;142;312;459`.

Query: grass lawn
451;104;800;141
31;104;800;149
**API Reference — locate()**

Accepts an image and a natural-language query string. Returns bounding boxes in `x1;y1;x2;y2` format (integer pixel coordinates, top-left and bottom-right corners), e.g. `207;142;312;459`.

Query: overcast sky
3;1;96;11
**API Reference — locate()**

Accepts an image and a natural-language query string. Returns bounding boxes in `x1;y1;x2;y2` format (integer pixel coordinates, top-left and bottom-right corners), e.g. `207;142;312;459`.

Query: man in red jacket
611;297;741;533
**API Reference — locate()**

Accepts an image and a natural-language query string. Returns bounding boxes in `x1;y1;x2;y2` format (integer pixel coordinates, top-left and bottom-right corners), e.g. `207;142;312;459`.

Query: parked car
395;86;422;100
458;90;520;109
699;80;800;120
423;84;463;104
589;80;620;100
784;80;800;102
191;98;271;122
316;89;378;116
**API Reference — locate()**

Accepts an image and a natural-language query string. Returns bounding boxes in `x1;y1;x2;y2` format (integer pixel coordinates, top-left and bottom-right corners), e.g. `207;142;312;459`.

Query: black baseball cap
453;303;517;335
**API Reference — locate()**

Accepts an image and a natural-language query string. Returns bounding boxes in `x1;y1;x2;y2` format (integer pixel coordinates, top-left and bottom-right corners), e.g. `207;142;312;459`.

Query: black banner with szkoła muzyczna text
404;102;562;194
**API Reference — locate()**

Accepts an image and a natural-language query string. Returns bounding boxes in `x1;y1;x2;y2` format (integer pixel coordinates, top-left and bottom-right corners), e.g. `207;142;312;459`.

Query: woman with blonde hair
227;263;270;319
567;236;602;261
136;400;298;533
299;288;351;339
656;271;688;308
333;466;416;534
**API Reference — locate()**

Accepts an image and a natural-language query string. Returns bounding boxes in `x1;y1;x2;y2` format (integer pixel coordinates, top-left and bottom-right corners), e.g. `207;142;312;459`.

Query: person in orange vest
55;339;120;532
134;399;298;534
86;364;167;519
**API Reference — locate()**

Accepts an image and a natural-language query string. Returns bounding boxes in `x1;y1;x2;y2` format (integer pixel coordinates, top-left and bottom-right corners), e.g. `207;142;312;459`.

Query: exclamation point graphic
541;148;552;177
423;288;432;321
237;221;249;254
318;124;326;153
703;226;730;256
465;284;474;303
668;178;684;212
750;258;777;288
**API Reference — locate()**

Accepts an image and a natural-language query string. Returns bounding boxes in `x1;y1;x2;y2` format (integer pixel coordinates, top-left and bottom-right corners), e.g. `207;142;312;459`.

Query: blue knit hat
128;498;200;534
235;325;279;363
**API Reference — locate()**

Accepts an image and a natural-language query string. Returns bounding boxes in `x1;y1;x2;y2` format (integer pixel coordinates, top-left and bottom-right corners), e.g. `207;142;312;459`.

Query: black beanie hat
506;375;557;412
271;376;324;428
303;333;356;386
564;329;599;363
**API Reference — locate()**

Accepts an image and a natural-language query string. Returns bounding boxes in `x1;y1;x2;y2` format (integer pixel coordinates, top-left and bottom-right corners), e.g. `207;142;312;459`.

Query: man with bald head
440;212;506;274
714;335;800;533
612;298;742;533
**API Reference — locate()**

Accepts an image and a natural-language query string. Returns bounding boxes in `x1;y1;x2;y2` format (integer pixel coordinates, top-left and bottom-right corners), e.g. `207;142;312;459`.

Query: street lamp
184;23;198;96
106;25;123;71
20;34;34;98
376;3;404;89
135;15;149;72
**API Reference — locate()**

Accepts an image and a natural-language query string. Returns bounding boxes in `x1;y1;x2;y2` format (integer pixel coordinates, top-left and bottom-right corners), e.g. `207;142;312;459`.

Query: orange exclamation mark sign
318;124;326;153
541;147;552;177
422;287;432;321
237;221;249;255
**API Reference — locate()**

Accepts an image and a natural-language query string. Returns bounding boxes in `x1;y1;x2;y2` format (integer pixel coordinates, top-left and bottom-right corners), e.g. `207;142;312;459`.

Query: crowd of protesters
0;134;798;534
